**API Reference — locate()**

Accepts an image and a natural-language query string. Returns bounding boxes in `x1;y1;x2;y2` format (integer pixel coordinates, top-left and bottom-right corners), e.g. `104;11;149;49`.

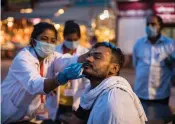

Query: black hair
63;20;81;38
147;14;163;26
30;22;58;46
92;42;125;71
156;15;163;26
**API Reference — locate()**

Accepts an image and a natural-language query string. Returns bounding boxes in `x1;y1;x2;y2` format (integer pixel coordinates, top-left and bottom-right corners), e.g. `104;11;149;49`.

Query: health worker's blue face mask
34;39;56;58
145;26;158;38
64;40;79;50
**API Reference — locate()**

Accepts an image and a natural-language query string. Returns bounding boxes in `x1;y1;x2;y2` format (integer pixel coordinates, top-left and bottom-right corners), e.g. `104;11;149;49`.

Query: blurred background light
7;17;14;22
54;24;60;29
7;22;13;27
20;8;33;13
31;18;41;25
54;8;64;17
58;9;64;14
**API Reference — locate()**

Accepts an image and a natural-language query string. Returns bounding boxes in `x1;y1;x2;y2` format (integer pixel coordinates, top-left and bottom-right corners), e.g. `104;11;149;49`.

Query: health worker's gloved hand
57;63;85;85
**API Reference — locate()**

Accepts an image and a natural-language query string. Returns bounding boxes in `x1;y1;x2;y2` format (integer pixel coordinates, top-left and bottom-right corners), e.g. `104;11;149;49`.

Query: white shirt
56;43;89;110
1;46;78;123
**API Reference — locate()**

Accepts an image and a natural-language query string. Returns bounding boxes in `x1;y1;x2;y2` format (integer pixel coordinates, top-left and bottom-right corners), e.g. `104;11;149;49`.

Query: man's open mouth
83;62;93;69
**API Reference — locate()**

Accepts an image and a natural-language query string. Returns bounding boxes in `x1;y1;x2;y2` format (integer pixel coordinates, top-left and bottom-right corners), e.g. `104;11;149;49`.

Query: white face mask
145;26;158;37
34;39;56;58
63;40;79;50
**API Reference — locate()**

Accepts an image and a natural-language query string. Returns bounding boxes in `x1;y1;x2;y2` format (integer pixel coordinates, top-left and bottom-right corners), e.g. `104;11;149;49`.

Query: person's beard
83;62;108;80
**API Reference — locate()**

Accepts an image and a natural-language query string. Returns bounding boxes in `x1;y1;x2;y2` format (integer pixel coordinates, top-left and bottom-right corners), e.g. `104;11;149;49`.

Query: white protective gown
1;46;78;123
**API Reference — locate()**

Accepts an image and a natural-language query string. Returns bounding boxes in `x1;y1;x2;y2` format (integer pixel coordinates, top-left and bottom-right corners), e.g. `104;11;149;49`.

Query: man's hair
147;14;163;26
92;42;125;69
63;20;81;38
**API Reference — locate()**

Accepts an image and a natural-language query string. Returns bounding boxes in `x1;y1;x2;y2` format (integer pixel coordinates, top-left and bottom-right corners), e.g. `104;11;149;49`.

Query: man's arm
153;40;175;61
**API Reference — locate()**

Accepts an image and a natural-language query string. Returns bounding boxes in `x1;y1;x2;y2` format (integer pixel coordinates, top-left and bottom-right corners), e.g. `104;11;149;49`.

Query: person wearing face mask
55;20;89;122
133;15;175;106
1;22;88;123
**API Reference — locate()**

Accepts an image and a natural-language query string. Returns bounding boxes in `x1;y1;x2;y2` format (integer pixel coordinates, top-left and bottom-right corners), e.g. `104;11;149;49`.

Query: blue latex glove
57;63;85;85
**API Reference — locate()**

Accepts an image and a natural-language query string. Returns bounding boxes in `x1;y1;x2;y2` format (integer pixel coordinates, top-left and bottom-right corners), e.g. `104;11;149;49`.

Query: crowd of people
1;14;175;124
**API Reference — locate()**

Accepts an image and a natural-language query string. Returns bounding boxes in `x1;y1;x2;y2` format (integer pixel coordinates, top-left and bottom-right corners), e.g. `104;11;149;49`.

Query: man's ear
108;63;120;76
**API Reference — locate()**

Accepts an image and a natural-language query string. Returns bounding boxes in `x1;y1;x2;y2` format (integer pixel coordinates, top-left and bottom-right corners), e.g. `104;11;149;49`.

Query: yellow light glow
54;24;60;29
99;14;105;20
26;8;33;13
24;28;30;33
20;9;25;13
80;25;86;32
7;22;13;27
91;22;96;28
54;9;64;17
7;17;14;22
20;8;33;13
104;30;110;35
58;9;64;14
95;30;100;35
104;39;109;42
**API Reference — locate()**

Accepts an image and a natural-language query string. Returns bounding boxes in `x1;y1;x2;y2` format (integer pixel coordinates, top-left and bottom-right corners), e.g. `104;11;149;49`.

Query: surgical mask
145;26;158;37
34;39;56;58
64;40;79;50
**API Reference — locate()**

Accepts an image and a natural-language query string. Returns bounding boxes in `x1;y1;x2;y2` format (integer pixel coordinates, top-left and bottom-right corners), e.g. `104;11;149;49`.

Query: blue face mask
34;39;56;58
145;26;158;37
63;40;79;50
